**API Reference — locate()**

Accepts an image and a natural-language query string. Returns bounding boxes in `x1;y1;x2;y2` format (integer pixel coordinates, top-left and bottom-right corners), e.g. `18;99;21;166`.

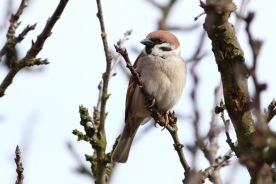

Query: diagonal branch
0;0;69;98
264;99;276;124
198;149;234;183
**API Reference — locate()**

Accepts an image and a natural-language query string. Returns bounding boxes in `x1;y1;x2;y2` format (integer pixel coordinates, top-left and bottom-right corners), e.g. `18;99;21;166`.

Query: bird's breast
138;55;186;111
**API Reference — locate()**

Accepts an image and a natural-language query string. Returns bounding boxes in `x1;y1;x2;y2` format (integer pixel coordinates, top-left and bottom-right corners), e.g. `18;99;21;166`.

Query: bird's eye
156;38;163;44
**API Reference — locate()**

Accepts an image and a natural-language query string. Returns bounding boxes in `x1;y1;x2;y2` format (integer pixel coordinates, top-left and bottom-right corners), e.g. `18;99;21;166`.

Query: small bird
111;30;187;163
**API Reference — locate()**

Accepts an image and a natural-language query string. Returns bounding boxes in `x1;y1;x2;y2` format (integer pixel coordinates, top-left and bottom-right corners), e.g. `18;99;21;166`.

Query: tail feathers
111;117;142;163
111;136;134;163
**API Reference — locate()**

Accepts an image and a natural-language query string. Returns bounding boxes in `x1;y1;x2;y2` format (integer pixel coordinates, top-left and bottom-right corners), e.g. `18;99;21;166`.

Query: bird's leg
164;111;169;127
160;110;169;130
144;96;155;108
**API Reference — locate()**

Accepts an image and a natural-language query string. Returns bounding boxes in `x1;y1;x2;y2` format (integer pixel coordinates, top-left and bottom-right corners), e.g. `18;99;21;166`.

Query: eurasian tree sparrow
111;30;187;163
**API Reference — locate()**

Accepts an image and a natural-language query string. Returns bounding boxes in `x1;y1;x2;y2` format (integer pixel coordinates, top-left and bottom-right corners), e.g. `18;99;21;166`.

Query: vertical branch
201;1;274;183
146;0;198;31
206;84;223;184
235;0;250;33
95;0;112;183
14;145;24;184
190;31;205;143
202;0;255;155
96;0;112;131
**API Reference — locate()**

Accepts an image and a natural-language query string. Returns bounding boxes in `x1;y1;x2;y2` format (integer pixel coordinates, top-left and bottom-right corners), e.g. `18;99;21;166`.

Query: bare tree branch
0;0;14;32
198;149;234;183
235;0;250;33
202;84;223;184
0;0;69;97
146;0;199;31
264;99;276;124
14;145;24;184
201;0;275;183
0;0;29;61
67;142;94;179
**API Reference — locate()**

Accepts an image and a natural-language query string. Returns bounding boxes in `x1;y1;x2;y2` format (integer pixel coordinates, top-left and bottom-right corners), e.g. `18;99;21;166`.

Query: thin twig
16;23;37;43
203;84;223;184
218;100;236;152
0;0;29;61
235;12;264;116
96;0;112;131
194;12;206;21
67;142;94;179
198;149;234;183
190;31;205;143
187;31;206;174
264;99;276;124
109;30;132;78
0;0;14;32
95;30;132;114
15;145;24;184
235;0;250;33
147;0;197;31
95;0;113;183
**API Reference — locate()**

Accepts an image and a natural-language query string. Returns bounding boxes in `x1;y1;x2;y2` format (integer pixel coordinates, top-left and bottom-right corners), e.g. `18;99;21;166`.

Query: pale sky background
0;0;275;184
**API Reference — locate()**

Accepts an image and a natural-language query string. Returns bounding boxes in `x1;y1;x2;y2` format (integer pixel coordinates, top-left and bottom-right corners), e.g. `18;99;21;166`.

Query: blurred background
0;0;275;183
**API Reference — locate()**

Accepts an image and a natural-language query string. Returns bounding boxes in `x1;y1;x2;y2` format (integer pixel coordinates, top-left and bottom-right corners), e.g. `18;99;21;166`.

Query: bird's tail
111;117;142;163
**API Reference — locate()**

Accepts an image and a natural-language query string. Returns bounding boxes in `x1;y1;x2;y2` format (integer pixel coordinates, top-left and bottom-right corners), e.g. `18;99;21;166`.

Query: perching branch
0;0;69;97
114;45;190;180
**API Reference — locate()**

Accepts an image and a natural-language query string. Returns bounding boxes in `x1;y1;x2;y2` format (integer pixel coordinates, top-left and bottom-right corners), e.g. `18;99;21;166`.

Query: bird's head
140;30;181;56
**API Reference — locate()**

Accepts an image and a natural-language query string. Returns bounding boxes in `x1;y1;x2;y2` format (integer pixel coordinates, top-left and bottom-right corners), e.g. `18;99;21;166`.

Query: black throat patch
145;46;153;55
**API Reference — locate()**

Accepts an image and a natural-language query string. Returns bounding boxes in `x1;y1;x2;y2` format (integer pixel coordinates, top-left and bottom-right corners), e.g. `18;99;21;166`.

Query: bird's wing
124;53;141;122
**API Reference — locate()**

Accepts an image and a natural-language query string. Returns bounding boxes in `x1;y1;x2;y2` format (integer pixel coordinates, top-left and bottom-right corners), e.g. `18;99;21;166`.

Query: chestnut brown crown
146;30;180;48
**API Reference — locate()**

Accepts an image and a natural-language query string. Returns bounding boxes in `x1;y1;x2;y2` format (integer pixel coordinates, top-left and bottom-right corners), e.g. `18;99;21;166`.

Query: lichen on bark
203;1;255;156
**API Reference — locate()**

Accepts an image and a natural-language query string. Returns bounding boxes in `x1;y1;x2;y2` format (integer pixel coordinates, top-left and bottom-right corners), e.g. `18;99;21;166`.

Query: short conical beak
140;38;155;47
